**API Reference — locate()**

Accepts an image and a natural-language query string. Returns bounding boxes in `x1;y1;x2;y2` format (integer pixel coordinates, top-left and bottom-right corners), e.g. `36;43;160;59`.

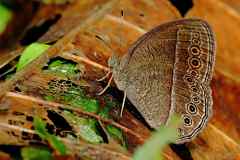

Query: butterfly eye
183;115;193;126
189;57;201;68
187;103;197;114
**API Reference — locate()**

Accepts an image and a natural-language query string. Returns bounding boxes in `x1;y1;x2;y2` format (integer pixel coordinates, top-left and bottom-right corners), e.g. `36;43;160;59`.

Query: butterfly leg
120;91;127;117
96;70;111;82
97;74;113;95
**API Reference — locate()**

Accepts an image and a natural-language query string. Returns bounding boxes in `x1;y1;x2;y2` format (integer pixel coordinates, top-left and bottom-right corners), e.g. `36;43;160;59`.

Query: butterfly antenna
120;91;127;117
95;35;118;57
120;9;124;49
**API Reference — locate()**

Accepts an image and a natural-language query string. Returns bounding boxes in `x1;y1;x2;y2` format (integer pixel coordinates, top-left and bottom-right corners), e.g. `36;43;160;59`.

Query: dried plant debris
0;55;19;81
0;94;129;158
0;61;129;157
0;42;49;82
1;89;127;143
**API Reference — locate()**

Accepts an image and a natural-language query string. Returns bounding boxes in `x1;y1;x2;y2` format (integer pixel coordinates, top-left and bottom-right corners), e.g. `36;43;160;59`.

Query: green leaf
63;111;103;144
33;116;48;139
132;116;180;160
71;98;99;113
106;125;123;141
106;125;126;147
33;116;67;155
0;4;12;33
61;87;85;102
67;86;84;97
47;59;79;77
21;147;53;160
98;107;110;119
47;135;67;155
44;95;55;101
17;43;50;71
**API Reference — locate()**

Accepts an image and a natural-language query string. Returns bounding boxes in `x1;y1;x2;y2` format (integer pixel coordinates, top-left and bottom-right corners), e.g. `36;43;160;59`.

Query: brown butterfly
105;18;216;143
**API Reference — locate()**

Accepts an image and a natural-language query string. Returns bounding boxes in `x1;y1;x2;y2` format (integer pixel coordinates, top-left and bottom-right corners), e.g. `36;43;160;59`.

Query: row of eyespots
182;31;202;127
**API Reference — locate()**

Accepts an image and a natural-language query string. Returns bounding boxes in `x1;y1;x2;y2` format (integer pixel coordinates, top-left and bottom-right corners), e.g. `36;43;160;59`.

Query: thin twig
0;123;35;134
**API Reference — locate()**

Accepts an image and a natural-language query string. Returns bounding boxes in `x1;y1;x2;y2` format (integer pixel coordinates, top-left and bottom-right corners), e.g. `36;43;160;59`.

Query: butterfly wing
114;19;216;143
173;19;215;143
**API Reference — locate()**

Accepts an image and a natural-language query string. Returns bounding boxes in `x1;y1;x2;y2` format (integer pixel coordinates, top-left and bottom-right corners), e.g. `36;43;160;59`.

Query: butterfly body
109;19;216;143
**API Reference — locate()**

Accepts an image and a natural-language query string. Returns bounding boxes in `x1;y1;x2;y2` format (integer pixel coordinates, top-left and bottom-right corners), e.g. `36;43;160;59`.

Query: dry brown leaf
221;0;240;13
211;71;240;143
188;124;240;160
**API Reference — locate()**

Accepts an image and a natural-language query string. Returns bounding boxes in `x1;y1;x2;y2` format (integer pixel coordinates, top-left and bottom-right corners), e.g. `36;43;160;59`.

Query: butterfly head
108;54;121;70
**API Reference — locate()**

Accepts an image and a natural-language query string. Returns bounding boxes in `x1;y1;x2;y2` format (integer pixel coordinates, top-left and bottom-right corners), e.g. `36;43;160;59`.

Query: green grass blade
133;116;180;160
